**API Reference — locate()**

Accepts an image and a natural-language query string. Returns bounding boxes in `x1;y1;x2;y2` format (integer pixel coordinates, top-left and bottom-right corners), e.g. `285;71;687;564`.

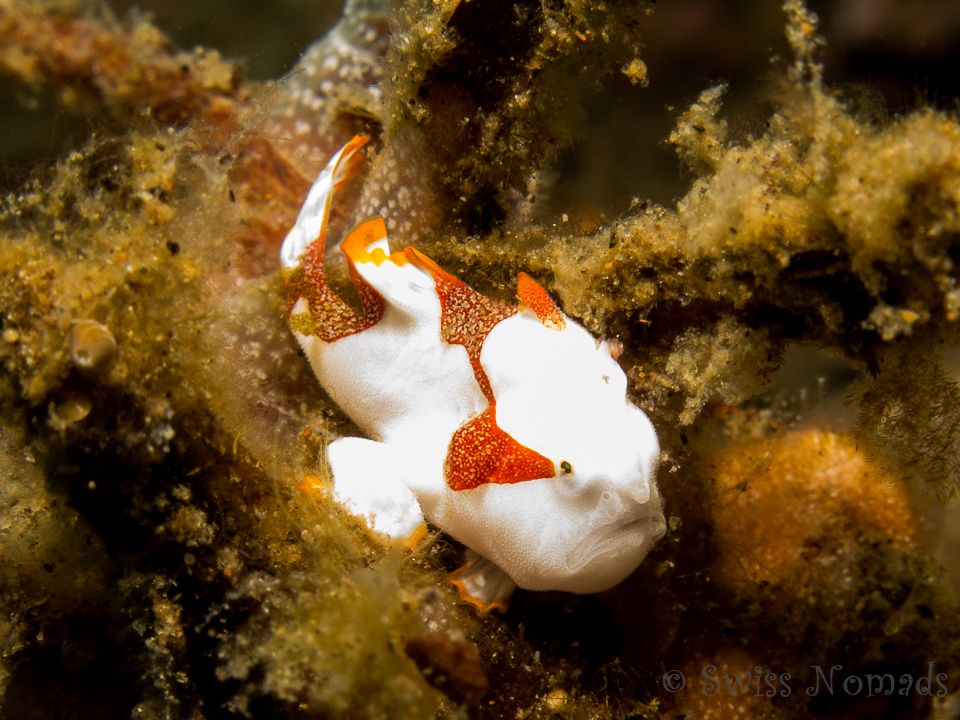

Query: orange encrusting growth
517;272;565;331
296;473;324;496
444;406;556;491
710;430;917;586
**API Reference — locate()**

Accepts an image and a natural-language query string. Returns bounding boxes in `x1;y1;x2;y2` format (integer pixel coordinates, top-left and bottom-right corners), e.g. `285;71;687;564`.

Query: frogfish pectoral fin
451;549;516;613
327;436;426;541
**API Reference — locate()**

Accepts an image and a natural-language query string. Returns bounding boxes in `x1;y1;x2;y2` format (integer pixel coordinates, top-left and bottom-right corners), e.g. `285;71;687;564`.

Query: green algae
0;129;225;403
216;556;444;719
847;335;960;501
379;0;654;237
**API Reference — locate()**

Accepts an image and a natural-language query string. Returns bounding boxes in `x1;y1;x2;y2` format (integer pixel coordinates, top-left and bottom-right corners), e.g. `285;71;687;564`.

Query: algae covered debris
1;0;960;719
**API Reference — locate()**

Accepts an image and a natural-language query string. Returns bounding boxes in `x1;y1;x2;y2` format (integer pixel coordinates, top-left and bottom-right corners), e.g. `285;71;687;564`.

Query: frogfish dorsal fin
517;272;565;331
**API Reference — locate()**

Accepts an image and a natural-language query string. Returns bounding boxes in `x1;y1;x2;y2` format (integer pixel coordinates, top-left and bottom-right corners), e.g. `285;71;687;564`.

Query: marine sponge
666;428;960;720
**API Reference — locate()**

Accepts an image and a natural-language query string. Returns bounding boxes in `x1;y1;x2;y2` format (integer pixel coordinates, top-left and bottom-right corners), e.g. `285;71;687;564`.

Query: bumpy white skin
286;262;487;540
282;144;664;595
432;312;665;592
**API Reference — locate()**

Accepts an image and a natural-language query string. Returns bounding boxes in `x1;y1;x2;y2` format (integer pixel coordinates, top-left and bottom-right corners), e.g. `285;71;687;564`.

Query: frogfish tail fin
279;134;369;270
283;136;386;342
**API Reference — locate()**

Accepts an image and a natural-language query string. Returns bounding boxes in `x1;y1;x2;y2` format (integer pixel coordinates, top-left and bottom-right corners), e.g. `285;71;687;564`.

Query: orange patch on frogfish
405;247;517;402
341;216;411;268
286;220;386;342
444;406;556;491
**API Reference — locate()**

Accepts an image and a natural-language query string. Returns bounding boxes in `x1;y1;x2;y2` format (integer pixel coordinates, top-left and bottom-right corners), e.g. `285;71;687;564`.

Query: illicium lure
281;136;664;610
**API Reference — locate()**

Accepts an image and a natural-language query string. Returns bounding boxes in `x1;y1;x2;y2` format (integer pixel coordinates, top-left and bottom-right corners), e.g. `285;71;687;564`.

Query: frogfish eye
560;460;573;475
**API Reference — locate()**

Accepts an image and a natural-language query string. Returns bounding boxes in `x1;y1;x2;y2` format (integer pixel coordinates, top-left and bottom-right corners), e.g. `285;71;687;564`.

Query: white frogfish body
281;136;665;611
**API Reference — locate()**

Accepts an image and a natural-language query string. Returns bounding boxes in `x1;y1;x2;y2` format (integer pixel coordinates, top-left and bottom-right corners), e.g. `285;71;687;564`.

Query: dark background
0;0;958;219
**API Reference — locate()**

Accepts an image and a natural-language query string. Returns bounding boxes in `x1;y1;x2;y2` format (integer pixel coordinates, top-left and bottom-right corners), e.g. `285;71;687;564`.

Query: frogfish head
440;309;665;593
